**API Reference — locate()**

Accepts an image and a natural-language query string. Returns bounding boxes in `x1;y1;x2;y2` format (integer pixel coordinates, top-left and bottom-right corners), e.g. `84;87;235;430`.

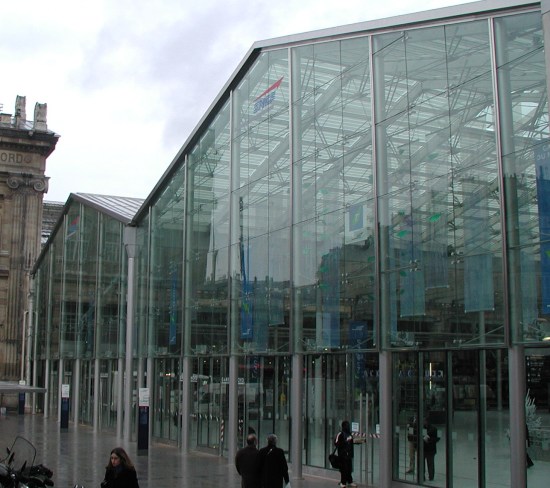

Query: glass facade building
31;1;550;486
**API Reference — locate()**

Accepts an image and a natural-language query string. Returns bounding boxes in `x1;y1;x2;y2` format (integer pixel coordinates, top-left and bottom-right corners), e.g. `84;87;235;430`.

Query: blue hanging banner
240;239;254;339
169;262;178;346
535;143;550;314
398;215;425;317
319;248;341;348
463;198;494;313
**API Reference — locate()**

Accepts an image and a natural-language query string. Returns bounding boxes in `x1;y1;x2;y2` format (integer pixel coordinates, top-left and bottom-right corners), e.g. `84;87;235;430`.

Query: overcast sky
3;0;475;203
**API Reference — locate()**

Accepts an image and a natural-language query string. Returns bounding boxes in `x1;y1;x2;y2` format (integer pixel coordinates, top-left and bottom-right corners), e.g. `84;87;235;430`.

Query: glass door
191;356;227;452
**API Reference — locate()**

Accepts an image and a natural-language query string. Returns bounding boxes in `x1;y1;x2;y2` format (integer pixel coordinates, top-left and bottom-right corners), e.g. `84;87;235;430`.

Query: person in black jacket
423;417;438;481
259;434;289;488
235;434;262;488
335;421;356;488
101;447;139;488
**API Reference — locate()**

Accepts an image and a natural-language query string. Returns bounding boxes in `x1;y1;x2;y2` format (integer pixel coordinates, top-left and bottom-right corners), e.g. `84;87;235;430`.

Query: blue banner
464;199;494;313
398;215;425;317
425;210;448;289
240;239;253;339
169;263;178;346
349;203;364;231
319;248;341;348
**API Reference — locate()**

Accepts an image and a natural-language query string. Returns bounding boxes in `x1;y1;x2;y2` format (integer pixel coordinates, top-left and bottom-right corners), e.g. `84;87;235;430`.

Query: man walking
235;434;261;488
259;434;289;488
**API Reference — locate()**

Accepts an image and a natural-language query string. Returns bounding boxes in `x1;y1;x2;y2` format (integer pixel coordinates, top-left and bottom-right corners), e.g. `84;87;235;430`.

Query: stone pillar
2;174;48;380
0;95;58;390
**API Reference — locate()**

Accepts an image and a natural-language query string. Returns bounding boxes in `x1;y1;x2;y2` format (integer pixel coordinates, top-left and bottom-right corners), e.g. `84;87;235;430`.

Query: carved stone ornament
7;173;49;193
33;103;47;131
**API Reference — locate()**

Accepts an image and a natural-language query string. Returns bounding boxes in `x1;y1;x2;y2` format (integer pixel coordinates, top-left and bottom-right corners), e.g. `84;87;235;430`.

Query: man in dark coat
235;434;261;488
259;434;289;488
423;417;439;481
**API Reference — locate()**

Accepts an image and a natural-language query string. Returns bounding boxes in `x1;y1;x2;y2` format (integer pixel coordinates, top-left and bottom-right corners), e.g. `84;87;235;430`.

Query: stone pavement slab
0;413;339;488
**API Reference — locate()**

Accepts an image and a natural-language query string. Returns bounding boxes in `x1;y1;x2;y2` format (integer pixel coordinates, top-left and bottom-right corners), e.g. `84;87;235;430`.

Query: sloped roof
32;192;144;275
72;193;144;224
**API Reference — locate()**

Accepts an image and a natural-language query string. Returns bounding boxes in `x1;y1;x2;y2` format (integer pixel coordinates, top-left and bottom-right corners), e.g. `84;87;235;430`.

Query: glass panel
149;165;184;357
495;13;550;344
231;49;290;356
99;359;119;429
51;240;63;359
374;19;503;349
451;350;479;487
292;36;376;352
135;215;149;359
79;360;93;423
525;348;550;487
188;100;232;355
153;358;180;441
190;356;228;452
233;50;289;190
394;351;447;484
304;353;379;485
483;349;510;487
78;206;99;359
61;204;83;358
97;215;124;358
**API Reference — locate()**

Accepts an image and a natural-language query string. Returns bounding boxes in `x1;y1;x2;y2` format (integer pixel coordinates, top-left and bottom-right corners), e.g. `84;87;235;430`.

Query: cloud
2;0;475;203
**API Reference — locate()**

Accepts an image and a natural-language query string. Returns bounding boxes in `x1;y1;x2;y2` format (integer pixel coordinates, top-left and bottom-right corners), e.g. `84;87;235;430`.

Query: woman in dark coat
335;420;356;488
102;447;140;488
259;434;289;488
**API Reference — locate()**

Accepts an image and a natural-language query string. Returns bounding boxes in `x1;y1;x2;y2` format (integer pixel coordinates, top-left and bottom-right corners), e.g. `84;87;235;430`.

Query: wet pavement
0;413;340;488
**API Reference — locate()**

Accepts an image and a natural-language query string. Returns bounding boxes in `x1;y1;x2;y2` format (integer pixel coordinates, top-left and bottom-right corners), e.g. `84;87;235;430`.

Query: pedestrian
101;447;139;488
406;416;417;474
526;425;534;468
335;421;356;488
259;434;289;488
423;417;439;481
235;433;262;488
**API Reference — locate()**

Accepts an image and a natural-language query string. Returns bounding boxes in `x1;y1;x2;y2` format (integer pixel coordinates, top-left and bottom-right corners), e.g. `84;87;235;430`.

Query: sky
3;0;476;204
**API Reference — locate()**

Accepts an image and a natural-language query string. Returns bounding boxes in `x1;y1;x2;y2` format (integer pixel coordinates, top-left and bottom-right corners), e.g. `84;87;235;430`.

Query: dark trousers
339;458;353;484
425;452;435;481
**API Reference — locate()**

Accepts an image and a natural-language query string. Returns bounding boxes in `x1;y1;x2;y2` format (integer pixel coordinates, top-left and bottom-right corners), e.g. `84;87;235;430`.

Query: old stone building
0;96;58;382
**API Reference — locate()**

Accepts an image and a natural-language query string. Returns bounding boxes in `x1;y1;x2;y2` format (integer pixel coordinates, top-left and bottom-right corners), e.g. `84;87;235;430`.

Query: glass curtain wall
148;165;185;441
376;10;549;487
304;353;379;482
292;33;377;480
185;98;232;451
96;213;126;428
231;49;291;452
373;19;504;351
497;12;550;488
29;5;550;487
33;200;127;425
293;37;375;352
373;17;505;487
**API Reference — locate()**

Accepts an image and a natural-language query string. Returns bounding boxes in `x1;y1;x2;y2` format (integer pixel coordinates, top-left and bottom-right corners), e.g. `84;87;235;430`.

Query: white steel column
73;358;81;424
93;358;100;431
289;45;304;478
123;226;137;440
228;86;240;463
